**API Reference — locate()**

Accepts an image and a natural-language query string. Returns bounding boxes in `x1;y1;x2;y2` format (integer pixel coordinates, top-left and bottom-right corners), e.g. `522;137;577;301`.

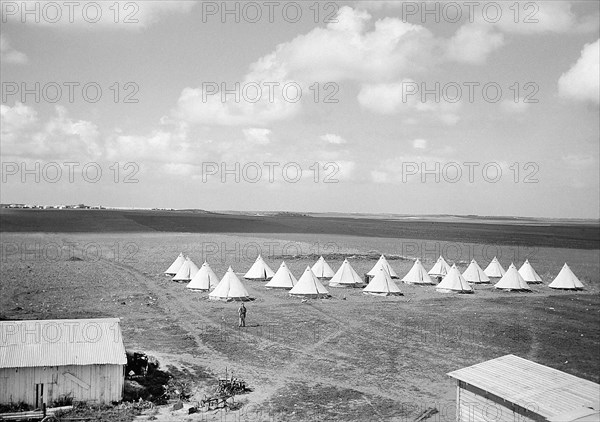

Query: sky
1;0;599;218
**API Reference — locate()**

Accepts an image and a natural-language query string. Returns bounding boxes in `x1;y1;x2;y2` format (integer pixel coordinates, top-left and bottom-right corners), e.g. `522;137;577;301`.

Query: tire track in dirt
98;256;413;411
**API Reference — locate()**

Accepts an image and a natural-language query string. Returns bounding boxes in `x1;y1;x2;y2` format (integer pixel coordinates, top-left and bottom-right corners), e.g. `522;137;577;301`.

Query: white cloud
0;102;37;134
0;34;28;64
493;1;598;34
246;6;437;84
105;129;194;164
446;24;504;65
558;39;600;104
1;104;101;160
171;84;300;127
371;170;390;183
243;128;272;145
358;81;462;125
1;1;195;29
357;81;408;114
160;163;198;177
320;134;347;145
562;154;596;168
412;139;427;149
334;160;356;181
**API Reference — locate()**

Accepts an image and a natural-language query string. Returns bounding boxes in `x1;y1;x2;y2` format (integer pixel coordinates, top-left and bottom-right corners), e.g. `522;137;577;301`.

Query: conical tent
172;257;200;282
186;261;219;291
209;267;251;301
494;263;531;291
311;256;335;279
462;259;490;283
367;255;399;279
549;263;584;290
329;259;365;288
165;253;185;275
265;261;297;289
518;259;543;283
428;256;451;278
402;259;434;285
363;268;402;296
244;255;275;280
289;267;330;298
484;257;506;278
436;264;474;293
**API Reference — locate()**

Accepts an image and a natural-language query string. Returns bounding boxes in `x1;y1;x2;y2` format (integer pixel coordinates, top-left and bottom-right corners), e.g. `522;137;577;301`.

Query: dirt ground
1;232;599;422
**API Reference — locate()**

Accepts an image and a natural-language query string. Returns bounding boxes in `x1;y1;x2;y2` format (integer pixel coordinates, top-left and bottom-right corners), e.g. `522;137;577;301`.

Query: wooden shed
448;354;600;422
0;318;127;407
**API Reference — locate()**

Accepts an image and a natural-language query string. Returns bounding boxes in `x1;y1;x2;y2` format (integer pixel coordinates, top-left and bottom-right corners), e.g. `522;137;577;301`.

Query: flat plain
1;210;599;421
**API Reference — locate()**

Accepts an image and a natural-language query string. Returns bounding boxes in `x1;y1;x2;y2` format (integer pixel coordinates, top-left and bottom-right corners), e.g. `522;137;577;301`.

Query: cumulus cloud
246;6;437;84
0;34;28;64
358;80;462;125
334;160;356;181
320;134;347;145
171;84;301;127
0;102;37;134
445;24;504;65
562;154;597;168
412;139;427;149
1;104;101;160
558;39;599;104
104;129;194;164
243;128;272;145
357;81;409;114
492;1;598;34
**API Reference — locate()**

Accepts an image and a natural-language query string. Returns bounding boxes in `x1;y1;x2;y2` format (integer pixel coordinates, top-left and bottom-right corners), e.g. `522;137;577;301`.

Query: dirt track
1;232;599;421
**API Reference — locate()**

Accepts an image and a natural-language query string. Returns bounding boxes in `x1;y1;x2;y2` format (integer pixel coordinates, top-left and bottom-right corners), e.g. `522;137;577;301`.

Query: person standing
238;303;247;327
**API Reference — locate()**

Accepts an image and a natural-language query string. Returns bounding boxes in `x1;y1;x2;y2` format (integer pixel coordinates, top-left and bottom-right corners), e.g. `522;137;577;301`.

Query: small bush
52;393;73;407
0;401;32;413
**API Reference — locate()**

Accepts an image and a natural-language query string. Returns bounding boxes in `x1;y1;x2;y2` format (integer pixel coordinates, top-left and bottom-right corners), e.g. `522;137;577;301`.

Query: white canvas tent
518;259;543;284
462;259;490;284
494;263;531;291
484;257;506;279
436;264;474;293
367;255;399;279
172;257;199;282
209;267;251;301
165;253;185;276
289;267;330;298
186;261;219;291
329;259;365;288
265;261;297;289
363;268;402;296
311;256;335;279
428;256;451;279
401;259;435;285
244;255;275;280
549;263;584;290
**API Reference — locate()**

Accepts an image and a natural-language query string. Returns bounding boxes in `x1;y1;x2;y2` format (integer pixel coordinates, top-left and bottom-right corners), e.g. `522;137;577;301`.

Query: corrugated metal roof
448;354;600;420
0;318;127;368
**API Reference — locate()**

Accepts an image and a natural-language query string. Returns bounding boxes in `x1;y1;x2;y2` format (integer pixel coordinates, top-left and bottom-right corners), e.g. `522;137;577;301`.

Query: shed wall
457;382;540;422
0;364;124;406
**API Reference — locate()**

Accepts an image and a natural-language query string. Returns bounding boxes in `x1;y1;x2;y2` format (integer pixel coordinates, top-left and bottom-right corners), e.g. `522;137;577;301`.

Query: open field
1;225;599;421
1;209;599;249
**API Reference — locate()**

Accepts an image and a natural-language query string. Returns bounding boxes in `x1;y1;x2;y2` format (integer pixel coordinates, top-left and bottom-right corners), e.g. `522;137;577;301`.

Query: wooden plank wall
0;364;124;406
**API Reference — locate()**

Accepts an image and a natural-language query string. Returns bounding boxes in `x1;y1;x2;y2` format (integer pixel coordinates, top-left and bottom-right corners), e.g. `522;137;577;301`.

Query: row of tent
164;253;584;300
